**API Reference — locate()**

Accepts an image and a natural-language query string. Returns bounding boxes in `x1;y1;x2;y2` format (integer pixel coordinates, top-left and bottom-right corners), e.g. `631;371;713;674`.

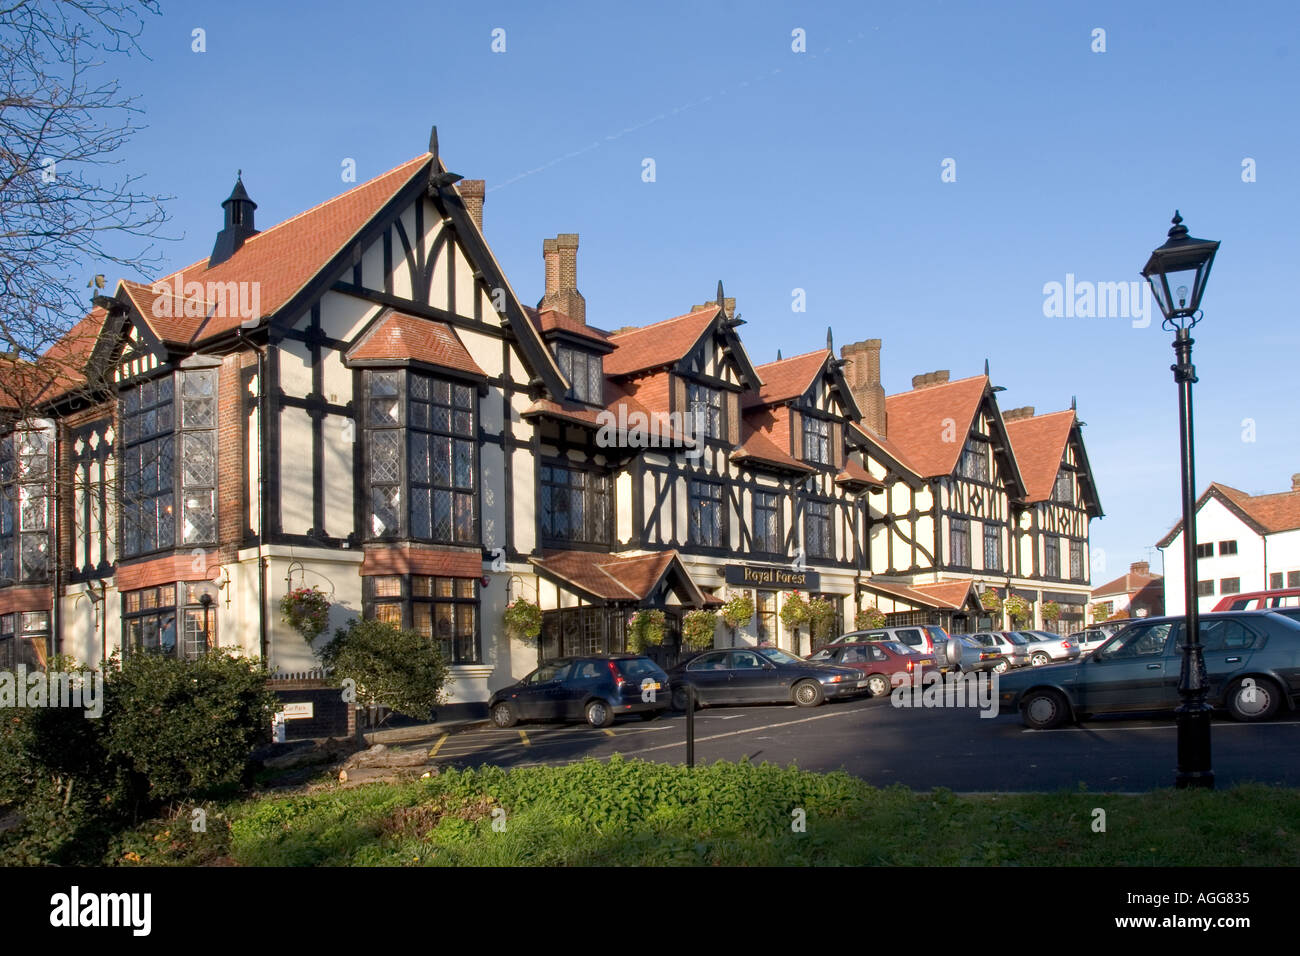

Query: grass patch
103;756;1300;866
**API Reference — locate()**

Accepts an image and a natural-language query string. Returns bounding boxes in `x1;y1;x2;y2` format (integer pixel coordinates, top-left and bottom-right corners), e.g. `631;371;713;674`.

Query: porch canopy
529;549;707;607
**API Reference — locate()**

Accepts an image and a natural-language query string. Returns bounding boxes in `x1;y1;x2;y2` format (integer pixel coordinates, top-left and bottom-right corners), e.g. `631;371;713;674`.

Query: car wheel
671;686;695;712
1030;652;1050;666
491;701;518;728
639;710;660;721
992;659;1009;674
866;674;891;698
793;680;824;707
585;699;614;728
1226;676;1281;722
1021;688;1069;730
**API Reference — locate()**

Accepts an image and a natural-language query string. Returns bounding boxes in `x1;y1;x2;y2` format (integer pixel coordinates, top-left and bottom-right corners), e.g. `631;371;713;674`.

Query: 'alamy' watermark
1042;274;1151;328
596;406;707;460
891;669;999;718
151;271;261;323
0;664;103;718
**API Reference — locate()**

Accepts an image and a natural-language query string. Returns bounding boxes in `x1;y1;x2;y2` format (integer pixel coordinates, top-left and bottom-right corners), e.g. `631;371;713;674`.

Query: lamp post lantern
1140;210;1219;790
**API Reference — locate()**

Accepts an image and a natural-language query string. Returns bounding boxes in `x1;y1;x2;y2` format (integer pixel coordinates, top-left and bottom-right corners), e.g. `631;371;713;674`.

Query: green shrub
103;649;278;803
320;618;449;720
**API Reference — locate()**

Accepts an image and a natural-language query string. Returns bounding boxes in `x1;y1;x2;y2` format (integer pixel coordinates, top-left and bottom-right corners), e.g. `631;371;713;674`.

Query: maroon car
808;640;932;697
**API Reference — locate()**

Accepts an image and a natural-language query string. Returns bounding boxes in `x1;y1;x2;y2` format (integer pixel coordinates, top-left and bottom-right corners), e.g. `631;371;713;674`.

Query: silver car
1072;624;1122;657
1016;630;1081;665
965;631;1031;671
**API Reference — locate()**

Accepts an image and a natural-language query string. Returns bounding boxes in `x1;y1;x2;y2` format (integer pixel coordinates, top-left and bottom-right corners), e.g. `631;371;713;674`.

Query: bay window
367;574;480;664
0;423;52;583
554;345;603;405
365;370;477;544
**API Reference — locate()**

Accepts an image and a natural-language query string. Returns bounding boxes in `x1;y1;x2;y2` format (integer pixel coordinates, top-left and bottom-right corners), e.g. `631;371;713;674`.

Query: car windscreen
756;647;803;665
1005;633;1029;645
925;626;948;642
880;641;913;656
809;649;834;661
615;658;663;678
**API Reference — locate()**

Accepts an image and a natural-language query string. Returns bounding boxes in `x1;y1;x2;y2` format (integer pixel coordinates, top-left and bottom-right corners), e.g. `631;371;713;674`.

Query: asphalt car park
411;692;1300;792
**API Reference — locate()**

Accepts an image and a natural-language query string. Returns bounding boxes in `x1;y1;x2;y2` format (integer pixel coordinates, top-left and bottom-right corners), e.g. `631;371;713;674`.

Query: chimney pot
841;339;886;436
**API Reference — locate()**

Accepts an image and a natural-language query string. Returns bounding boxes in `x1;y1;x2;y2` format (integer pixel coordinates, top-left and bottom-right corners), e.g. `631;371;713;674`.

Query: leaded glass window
554;345;603;405
753;491;782;554
803;417;830;464
540;464;610;547
689;480;724;548
805;499;832;559
686;383;723;440
0;425;53;583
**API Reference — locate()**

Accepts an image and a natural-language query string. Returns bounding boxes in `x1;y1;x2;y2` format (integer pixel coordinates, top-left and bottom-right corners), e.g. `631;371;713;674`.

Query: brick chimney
911;370;950;390
1292;473;1300;492
692;297;736;320
457;180;485;231
1002;406;1036;422
1130;561;1150;576
841;339;886;436
540;233;584;324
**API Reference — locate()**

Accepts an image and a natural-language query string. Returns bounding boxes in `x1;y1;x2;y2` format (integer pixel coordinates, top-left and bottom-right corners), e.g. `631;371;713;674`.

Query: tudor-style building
837;342;1102;634
0;130;1104;710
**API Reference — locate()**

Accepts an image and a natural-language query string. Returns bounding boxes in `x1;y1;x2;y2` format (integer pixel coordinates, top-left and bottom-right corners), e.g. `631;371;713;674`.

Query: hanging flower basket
681;609;719;650
280;586;330;643
1004;594;1032;625
980;590;1003;613
720;591;755;630
855;606;886;630
1042;600;1062;623
779;590;810;632
626;609;666;653
503;598;543;642
807;596;837;641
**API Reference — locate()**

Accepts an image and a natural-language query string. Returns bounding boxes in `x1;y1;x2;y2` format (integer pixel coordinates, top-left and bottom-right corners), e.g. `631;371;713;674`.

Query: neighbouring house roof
603;307;719;377
1003;409;1076;503
743;349;829;408
529;549;707;605
1158;481;1300;547
882;374;989;478
346;310;485;377
1093;566;1163;599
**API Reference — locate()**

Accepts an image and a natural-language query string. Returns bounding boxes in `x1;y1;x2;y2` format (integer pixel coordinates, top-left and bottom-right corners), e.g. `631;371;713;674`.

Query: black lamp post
1140;210;1219;790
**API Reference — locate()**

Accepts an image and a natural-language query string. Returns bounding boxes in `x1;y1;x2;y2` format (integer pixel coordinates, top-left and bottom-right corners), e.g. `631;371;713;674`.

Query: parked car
1072;624;1122;657
1016;630;1081;665
965;631;1031;671
1212;587;1300;612
667;646;868;709
489;655;670;728
823;624;952;659
950;635;1004;674
998;611;1300;729
808;640;932;697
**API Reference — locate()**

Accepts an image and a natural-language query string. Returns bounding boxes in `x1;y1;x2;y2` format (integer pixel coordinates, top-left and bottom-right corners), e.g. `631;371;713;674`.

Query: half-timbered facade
0;130;1103;712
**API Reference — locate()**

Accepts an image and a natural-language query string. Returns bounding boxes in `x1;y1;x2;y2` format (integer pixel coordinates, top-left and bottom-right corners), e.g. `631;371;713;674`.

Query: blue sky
96;0;1299;582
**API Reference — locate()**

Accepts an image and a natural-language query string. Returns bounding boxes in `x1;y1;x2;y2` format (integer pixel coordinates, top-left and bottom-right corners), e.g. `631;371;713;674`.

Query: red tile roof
835;458;884;488
347;310;485;377
1092;566;1162;598
731;421;814;474
744;349;828;408
863;578;968;610
527;306;613;347
604;307;718;377
360;544;483;578
0;311;107;409
911;580;978;610
529;549;706;604
1004;410;1075;503
137;154;431;344
882;375;988;478
1213;483;1300;534
521;381;688;442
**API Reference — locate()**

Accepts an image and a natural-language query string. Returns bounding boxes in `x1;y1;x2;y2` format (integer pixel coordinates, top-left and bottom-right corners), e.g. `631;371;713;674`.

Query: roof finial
984;358;990;377
1167;209;1189;240
826;327;834;353
777;348;783;361
237;168;242;180
429;125;439;159
716;279;724;307
1071;394;1077;411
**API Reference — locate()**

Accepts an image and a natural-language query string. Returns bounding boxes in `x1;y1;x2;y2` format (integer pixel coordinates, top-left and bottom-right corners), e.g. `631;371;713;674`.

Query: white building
1157;475;1300;615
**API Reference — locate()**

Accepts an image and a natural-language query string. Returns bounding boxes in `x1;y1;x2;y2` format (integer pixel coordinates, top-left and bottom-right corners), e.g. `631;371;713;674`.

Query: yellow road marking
603;729;615;737
518;729;530;747
427;734;448;757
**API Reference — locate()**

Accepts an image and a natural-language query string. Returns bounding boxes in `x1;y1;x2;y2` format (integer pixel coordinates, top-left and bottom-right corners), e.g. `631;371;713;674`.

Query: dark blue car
489;655;671;728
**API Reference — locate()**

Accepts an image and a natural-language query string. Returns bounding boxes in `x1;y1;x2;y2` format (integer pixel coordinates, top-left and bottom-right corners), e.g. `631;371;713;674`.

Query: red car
1212;587;1300;612
808;640;932;697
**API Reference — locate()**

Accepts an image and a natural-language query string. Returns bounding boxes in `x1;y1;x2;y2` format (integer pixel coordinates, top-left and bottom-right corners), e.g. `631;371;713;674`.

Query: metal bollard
686;683;695;767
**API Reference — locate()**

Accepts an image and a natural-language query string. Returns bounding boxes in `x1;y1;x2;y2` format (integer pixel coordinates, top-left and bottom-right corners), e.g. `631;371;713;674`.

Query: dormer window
803;416;830;465
686;383;723;440
1052;471;1074;504
554;345;603;405
959;443;988;482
